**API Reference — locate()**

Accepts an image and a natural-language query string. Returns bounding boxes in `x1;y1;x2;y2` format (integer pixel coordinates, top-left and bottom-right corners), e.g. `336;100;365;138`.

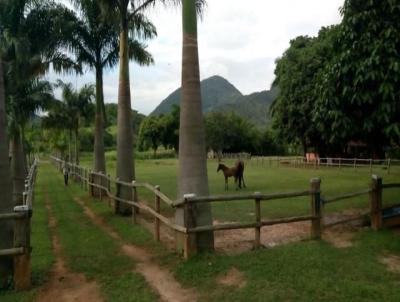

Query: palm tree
0;0;80;285
176;0;213;255
51;80;95;164
100;0;163;214
71;0;155;176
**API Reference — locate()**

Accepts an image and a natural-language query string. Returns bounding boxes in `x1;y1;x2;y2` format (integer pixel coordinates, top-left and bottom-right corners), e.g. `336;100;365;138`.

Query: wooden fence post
154;185;161;242
183;194;197;259
99;173;103;201
131;181;137;224
387;159;391;175
254;192;261;248
370;175;382;231
107;174;111;208
369;159;373;173
115;178;120;214
310;178;322;240
13;205;31;290
89;170;93;197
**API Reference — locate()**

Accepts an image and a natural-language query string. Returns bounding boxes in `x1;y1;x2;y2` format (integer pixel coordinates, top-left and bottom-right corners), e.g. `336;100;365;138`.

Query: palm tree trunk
94;66;106;174
115;12;134;215
176;0;214;255
0;58;14;288
11;129;26;206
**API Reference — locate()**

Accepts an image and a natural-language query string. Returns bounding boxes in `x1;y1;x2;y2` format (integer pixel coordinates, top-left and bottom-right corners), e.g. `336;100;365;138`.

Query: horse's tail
236;160;244;176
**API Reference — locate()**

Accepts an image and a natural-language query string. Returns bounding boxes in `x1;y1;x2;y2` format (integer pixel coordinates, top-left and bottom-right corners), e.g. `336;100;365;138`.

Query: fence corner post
310;178;322;240
154;185;161;242
13;205;31;290
183;193;197;260
370;175;383;231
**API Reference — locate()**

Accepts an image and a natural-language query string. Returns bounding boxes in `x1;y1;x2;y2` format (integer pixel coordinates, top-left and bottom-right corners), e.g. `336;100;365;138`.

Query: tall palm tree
71;0;155;176
100;0;163;214
176;0;213;255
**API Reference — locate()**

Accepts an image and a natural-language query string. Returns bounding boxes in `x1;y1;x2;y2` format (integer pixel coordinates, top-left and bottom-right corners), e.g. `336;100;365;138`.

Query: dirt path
36;189;104;302
74;197;198;302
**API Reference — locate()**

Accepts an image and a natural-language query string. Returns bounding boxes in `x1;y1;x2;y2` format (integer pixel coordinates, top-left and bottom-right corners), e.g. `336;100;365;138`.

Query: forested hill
150;75;277;127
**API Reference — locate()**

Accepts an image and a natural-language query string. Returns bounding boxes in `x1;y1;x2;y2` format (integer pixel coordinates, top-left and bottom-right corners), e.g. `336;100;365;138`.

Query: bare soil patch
74;197;197;302
36;190;104;302
217;267;247;288
380;254;400;273
138;209;365;253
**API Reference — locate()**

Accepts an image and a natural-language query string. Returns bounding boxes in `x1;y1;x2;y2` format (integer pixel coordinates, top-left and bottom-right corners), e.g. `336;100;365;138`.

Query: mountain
213;89;278;127
150;75;277;127
151;75;243;115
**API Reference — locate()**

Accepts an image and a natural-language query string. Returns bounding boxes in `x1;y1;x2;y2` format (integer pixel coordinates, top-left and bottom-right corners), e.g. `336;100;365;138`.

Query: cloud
50;0;343;115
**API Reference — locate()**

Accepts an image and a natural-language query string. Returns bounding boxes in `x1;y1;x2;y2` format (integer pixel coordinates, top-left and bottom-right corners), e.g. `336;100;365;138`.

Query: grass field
79;152;400;222
3;157;400;301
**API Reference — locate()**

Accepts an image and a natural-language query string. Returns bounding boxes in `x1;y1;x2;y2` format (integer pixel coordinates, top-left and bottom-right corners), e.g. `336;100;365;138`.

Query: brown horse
217;160;246;190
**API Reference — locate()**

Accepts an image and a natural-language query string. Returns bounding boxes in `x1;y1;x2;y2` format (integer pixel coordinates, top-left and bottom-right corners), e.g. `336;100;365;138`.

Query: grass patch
61;161;400;301
38;164;158;301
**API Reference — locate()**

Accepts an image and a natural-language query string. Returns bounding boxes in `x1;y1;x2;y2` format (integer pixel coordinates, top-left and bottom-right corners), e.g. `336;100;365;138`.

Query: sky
49;0;344;115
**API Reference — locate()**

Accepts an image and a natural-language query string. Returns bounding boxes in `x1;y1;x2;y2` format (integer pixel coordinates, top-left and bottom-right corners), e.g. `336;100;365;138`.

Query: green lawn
2;160;400;301
67;158;400;302
78;153;400;222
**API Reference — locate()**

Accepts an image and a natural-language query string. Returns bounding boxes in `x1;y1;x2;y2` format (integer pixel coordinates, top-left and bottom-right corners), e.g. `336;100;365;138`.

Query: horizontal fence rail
0;158;38;290
229;155;400;174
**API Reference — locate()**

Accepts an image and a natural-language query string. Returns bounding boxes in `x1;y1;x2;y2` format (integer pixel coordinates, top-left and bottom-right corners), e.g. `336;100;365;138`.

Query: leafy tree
160;104;180;152
138;116;163;156
70;0;155;174
271;26;339;156
314;0;400;157
205;111;258;154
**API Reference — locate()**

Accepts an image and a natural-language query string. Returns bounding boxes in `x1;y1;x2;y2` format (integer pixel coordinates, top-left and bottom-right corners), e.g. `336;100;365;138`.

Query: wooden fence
247;156;399;174
50;156;400;259
0;159;38;290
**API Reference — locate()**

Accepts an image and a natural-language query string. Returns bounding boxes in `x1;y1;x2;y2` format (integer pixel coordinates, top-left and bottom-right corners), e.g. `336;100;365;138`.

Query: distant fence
0;159;38;290
50;156;400;259
245;156;399;174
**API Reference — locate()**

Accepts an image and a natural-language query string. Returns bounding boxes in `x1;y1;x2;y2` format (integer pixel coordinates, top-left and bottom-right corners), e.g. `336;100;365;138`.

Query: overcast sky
49;0;344;115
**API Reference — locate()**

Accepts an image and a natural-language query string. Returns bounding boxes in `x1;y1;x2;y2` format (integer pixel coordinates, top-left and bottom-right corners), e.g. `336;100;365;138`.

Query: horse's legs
241;175;246;188
225;177;228;190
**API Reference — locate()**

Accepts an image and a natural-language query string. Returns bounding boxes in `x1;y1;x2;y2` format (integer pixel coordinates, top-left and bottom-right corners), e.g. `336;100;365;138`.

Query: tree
71;0;155;175
138;115;163;156
271;26;339;156
100;0;163;214
160;104;180;152
7;79;53;206
52;81;95;164
176;0;213;255
205;111;258;154
0;0;78;286
314;0;400;157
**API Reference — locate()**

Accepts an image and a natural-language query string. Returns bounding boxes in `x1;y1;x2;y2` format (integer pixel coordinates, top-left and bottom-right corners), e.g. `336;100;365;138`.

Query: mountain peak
151;75;242;115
